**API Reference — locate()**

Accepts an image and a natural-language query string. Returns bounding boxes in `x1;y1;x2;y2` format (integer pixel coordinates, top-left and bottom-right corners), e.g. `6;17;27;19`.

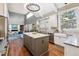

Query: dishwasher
49;33;54;44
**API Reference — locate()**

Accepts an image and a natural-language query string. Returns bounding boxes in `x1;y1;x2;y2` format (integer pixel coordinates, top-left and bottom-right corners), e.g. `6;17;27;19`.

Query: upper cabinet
4;3;9;18
0;3;4;16
0;3;9;18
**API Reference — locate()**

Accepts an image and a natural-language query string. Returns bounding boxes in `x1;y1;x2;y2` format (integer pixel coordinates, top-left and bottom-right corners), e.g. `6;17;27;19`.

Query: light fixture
63;3;70;21
26;3;40;12
63;17;70;21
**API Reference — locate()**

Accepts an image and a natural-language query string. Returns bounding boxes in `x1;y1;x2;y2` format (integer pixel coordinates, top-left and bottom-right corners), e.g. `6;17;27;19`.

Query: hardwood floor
8;38;64;56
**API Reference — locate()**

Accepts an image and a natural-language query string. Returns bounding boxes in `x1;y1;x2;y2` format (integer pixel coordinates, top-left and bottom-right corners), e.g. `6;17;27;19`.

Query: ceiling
7;3;68;17
7;3;79;24
7;3;27;14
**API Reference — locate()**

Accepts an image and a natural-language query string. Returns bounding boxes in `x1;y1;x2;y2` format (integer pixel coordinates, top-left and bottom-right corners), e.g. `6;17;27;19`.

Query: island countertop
64;36;79;47
24;32;49;39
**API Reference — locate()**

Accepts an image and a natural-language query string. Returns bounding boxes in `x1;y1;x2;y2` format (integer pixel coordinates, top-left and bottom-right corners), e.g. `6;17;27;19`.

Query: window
9;24;18;30
61;10;77;29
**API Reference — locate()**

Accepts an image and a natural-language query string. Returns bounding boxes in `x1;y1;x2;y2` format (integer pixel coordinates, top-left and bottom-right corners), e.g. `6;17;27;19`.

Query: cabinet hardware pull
42;40;44;44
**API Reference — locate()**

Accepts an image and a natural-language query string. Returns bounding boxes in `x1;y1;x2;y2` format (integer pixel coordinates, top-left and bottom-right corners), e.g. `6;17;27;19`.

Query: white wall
8;12;24;25
39;19;50;33
38;14;57;33
48;14;57;33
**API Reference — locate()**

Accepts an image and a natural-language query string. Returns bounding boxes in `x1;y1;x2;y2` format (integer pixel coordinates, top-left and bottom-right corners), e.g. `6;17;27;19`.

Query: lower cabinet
64;44;79;56
24;34;49;56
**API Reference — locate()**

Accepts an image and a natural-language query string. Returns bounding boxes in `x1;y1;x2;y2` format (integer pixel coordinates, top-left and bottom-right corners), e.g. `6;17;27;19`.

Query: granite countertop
24;32;49;38
64;36;79;48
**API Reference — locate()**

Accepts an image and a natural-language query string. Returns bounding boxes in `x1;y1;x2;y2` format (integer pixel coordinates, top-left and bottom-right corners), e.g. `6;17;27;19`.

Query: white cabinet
0;3;9;18
64;36;79;56
0;3;4;16
54;33;67;46
64;44;79;56
4;3;9;18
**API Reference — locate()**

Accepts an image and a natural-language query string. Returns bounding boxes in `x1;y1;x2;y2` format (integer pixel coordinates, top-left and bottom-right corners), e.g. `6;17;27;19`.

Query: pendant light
26;3;40;12
63;3;70;21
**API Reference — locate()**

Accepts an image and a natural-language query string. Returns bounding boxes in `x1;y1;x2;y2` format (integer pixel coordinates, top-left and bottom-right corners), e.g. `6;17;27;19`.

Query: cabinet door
5;18;8;39
65;44;79;56
24;35;29;48
24;35;26;44
54;36;65;46
35;37;49;55
35;38;43;55
0;3;4;16
30;38;36;55
58;37;65;46
0;17;5;37
4;3;9;18
29;37;32;51
42;37;49;51
54;36;60;45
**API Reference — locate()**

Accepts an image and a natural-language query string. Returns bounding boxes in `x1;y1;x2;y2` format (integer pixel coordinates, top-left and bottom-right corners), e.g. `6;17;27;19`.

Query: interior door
20;25;24;32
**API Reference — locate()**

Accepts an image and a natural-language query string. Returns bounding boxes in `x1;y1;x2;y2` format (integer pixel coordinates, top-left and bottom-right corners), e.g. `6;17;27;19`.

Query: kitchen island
24;32;49;56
